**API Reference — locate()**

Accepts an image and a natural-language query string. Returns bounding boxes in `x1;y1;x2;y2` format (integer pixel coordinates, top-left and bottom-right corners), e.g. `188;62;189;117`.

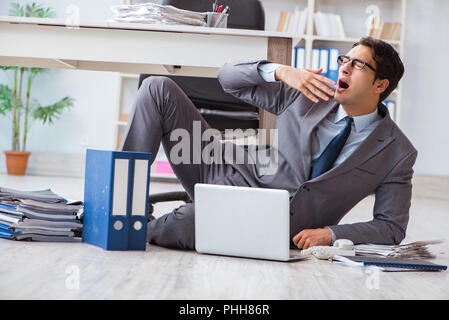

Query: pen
214;6;229;27
217;5;223;13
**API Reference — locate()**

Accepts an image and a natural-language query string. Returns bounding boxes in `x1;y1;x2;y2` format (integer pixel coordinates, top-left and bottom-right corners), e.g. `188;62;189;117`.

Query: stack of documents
0;187;83;242
354;240;443;260
110;3;207;27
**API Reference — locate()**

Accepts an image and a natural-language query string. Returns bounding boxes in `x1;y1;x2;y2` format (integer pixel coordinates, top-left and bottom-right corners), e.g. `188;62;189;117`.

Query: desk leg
259;37;292;142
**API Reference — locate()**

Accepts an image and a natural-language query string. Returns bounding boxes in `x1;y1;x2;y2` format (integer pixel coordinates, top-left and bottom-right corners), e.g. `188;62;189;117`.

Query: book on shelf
0;187;83;242
276;7;307;35
314;11;346;38
283;11;292;32
289;6;300;34
116;135;124;151
119;113;130;122
384;99;396;120
319;48;329;76
294;47;305;69
276;11;288;32
368;16;401;41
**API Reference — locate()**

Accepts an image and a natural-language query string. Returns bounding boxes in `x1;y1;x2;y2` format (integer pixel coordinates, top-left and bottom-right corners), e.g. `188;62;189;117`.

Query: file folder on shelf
319;48;329;77
311;48;320;71
384;99;396;121
294;46;305;69
83;149;151;250
328;48;340;83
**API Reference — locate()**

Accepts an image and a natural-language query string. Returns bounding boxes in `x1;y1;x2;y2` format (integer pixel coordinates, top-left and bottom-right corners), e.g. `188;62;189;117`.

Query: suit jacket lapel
309;103;395;183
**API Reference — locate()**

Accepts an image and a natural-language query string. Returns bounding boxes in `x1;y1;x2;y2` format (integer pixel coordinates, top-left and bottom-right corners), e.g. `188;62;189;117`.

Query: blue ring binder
343;255;447;271
83;149;152;251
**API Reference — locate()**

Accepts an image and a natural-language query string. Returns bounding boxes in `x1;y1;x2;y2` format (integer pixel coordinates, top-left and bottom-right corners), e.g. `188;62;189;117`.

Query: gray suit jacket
217;59;418;245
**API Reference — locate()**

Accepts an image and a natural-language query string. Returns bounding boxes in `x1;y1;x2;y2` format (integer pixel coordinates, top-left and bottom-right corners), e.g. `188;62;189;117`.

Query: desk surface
0;16;292;77
0;16;300;39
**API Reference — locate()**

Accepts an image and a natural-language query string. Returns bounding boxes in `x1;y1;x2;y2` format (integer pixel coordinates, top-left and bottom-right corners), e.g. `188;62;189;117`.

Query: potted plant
0;3;75;175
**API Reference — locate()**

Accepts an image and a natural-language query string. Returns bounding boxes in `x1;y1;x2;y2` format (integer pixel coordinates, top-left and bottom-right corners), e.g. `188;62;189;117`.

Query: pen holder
206;12;228;28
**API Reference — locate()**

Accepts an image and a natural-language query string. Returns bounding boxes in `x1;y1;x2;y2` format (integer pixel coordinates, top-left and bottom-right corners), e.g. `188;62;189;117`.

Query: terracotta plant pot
4;150;31;175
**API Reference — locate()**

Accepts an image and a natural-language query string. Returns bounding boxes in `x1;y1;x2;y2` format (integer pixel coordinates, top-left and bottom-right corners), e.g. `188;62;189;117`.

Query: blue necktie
309;116;354;180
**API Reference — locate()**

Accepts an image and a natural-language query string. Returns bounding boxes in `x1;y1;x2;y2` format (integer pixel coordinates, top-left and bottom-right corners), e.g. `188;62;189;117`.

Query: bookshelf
112;72;138;152
267;0;406;125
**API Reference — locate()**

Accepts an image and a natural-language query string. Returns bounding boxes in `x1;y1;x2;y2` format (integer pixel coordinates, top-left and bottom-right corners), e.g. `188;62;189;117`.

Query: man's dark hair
352;37;404;102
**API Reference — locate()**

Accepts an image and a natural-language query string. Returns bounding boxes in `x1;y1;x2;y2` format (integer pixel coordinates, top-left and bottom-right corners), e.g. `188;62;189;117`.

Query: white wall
0;0;448;177
0;0;122;155
0;0;121;21
400;0;449;177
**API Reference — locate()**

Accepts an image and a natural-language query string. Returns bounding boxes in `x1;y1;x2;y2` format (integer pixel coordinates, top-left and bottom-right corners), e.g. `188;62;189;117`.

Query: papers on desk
110;3;207;27
354;240;444;260
0;187;83;242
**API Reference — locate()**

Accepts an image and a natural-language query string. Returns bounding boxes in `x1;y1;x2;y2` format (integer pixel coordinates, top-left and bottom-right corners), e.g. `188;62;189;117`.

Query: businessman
121;37;417;250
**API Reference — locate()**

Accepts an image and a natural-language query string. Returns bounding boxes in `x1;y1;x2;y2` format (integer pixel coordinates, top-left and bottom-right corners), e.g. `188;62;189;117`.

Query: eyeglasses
337;55;377;73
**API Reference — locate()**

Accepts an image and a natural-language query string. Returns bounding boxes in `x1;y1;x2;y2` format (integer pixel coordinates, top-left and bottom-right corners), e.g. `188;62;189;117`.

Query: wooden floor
0;173;448;300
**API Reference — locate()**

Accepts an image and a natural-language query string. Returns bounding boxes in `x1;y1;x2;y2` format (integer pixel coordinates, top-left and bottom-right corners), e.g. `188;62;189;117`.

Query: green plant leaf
33;96;75;125
9;3;25;17
29;67;46;77
39;7;56;18
25;3;42;17
0;84;13;114
0;66;18;71
23;2;55;18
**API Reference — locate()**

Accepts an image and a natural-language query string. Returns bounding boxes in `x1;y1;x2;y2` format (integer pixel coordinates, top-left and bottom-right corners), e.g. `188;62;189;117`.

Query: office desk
0;16;296;131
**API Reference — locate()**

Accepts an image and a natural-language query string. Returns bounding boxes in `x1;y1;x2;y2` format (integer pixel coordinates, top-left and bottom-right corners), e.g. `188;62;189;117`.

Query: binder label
112;159;129;216
132;159;149;216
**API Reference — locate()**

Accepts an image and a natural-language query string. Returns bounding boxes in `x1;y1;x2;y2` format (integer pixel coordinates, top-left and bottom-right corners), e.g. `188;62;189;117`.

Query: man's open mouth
337;78;350;93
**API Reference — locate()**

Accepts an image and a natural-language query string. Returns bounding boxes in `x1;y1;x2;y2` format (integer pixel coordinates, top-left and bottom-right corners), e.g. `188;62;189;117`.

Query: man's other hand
275;66;336;103
292;228;333;249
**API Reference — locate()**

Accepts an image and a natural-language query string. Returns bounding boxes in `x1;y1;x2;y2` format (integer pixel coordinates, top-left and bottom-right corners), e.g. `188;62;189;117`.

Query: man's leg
121;76;216;250
147;202;195;249
121;76;213;198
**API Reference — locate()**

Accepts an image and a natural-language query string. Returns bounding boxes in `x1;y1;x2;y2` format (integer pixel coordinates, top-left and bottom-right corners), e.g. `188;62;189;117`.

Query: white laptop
194;183;306;262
